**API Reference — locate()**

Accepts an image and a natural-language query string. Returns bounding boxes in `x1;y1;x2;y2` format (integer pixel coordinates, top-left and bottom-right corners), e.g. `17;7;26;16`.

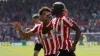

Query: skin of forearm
72;24;81;46
18;29;30;38
73;30;81;46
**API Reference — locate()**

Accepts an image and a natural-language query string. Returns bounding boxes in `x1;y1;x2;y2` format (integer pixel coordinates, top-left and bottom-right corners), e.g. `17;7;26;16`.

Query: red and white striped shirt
35;21;42;44
49;15;75;51
30;23;59;56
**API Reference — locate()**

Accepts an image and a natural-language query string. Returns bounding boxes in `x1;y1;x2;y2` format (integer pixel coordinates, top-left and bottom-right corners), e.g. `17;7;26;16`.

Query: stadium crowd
0;0;100;22
0;0;100;42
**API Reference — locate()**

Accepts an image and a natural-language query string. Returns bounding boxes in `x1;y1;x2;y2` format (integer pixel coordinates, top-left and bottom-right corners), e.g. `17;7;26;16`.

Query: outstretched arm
13;22;35;38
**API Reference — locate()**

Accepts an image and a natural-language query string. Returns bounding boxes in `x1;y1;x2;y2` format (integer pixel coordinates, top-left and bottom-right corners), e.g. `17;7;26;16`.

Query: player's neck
56;14;63;18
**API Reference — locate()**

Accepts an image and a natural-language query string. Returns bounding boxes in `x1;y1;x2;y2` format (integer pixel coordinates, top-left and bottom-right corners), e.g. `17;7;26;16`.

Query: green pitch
0;45;100;56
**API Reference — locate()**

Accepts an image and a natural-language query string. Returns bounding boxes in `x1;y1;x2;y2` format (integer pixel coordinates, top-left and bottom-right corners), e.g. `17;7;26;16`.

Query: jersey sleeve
47;20;53;27
63;16;75;27
30;25;39;33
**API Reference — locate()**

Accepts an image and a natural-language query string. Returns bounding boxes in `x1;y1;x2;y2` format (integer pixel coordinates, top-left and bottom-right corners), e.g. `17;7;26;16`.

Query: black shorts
58;49;76;56
34;43;43;51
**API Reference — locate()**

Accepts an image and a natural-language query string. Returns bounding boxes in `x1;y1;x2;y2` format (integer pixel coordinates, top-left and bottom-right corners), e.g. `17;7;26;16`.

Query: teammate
25;14;43;56
45;2;81;56
32;14;43;56
25;27;43;56
13;7;59;56
32;14;42;25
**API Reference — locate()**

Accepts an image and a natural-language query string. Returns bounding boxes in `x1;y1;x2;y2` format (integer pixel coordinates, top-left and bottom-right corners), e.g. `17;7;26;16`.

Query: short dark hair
52;2;65;15
38;6;51;15
32;14;39;19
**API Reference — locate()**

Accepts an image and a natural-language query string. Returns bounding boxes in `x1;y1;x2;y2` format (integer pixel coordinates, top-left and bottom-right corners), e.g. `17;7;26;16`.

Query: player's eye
42;13;46;15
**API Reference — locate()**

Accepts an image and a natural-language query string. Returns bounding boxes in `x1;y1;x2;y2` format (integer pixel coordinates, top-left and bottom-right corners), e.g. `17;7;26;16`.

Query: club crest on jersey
54;31;61;36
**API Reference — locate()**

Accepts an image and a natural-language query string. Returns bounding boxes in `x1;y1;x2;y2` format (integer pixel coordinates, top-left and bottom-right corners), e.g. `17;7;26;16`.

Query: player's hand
12;22;21;31
63;8;68;17
69;44;76;52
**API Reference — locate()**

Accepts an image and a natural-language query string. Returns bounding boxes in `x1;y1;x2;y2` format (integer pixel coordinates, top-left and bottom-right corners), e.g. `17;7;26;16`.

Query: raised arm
13;22;37;38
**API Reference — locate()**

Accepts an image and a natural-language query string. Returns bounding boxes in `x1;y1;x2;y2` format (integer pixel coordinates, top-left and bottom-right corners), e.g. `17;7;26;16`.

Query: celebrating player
31;14;43;56
45;2;81;56
13;7;59;56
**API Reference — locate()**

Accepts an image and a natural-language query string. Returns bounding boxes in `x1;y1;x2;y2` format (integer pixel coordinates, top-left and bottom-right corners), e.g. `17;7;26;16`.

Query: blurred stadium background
0;0;100;56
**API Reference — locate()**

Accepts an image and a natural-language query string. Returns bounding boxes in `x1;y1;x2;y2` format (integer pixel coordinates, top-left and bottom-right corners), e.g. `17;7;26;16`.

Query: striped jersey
35;21;42;44
30;23;59;56
49;15;75;51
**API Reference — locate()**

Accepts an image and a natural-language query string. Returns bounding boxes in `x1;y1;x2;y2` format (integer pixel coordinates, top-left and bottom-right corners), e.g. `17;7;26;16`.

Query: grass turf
0;45;100;56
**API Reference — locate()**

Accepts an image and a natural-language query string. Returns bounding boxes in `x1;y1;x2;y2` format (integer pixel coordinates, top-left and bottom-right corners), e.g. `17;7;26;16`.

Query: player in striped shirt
13;7;59;56
25;27;43;56
32;14;43;56
46;2;81;56
20;14;43;56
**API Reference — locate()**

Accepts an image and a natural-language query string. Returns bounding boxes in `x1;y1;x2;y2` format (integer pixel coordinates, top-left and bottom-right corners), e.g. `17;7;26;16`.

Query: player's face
41;11;51;20
33;18;39;24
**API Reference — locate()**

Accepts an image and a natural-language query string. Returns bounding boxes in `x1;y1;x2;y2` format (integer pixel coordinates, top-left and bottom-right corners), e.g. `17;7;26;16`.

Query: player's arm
13;22;37;38
63;8;81;47
72;24;81;47
63;16;81;51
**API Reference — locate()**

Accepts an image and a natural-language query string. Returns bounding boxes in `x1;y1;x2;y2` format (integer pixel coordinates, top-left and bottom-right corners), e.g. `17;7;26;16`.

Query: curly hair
38;6;51;15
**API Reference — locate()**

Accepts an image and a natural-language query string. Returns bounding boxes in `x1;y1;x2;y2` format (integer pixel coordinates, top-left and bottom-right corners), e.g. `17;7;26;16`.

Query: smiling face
38;7;52;21
41;11;51;20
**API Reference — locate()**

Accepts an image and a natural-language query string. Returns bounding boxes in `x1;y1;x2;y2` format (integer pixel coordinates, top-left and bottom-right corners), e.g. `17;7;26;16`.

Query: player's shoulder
34;24;42;29
51;17;57;23
62;15;72;21
62;15;67;19
39;21;43;24
52;17;57;20
35;24;41;26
